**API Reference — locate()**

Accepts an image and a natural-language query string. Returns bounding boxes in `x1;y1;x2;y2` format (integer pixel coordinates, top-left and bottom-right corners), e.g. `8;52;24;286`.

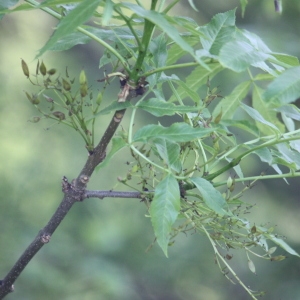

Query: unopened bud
53;111;65;120
270;255;286;262
96;92;102;105
25;92;40;104
226;176;233;189
47;68;56;75
21;59;30;78
40;61;47;76
62;78;71;91
79;70;87;85
214;110;222;124
80;84;88;97
250;224;256;234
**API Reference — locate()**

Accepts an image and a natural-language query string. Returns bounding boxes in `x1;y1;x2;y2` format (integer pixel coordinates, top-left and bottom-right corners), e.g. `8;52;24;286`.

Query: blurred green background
1;1;300;299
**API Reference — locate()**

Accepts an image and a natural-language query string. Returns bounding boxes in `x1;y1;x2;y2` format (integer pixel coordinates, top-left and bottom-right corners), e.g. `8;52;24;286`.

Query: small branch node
79;174;89;185
41;234;51;244
61;176;71;192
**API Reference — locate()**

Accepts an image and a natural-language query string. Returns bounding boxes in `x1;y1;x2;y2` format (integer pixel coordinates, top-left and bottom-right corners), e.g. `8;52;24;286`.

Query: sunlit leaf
168;63;223;102
219;40;270;72
252;147;273;164
281;113;295;132
149;34;168;68
133;123;216;143
136;98;201;117
274;104;300;121
240;103;279;132
263;66;300;104
240;0;248;17
190;177;229;215
199;9;236;55
213;80;251;119
268;235;300;257
220;119;259;136
166;35;199;65
150;174;181;256
37;0;101;57
271;53;299;67
102;0;113;26
187;0;198;11
95;102;132;116
252;84;285;135
276;143;300;169
37;0;82;6
154;138;182;173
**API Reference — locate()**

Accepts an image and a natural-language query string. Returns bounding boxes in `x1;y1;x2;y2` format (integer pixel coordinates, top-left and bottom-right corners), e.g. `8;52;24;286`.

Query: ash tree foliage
1;0;300;299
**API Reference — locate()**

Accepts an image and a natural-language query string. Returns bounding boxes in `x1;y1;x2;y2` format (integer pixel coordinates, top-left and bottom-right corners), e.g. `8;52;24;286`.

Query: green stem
131;0;158;81
141;62;199;78
206;135;300;181
214;172;300;187
201;225;258;300
114;6;143;50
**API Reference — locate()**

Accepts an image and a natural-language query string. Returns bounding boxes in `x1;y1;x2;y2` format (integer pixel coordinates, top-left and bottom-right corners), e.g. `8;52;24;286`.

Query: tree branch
0;82;141;299
84;190;143;200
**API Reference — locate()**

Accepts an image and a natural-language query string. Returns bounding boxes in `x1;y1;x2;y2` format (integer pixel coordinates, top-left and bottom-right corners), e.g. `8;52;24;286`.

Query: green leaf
169;16;201;36
263;66;300;104
0;0;22;18
154;138;182;173
149;34;168;68
252;84;285;135
253;73;275;81
272;156;297;171
252;147;273;164
150;174;181;256
95;102;132;116
274;104;300;121
220;119;259;137
120;3;208;68
136;98;201;117
168;63;223;102
187;0;198;11
276;143;300;169
0;0;19;9
37;0;101;57
272;53;299;67
213;80;251;119
37;0;82;6
102;0;113;26
47;32;91;51
133;123;216;143
219;40;270;72
240;102;279;132
240;0;248;17
96;137;127;170
268;234;300;257
199;9;236;55
190;177;229;215
49;25;141;52
166;35;199;65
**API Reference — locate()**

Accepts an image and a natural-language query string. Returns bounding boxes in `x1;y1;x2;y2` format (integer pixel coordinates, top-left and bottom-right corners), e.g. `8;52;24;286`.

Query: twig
84;190;143;200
